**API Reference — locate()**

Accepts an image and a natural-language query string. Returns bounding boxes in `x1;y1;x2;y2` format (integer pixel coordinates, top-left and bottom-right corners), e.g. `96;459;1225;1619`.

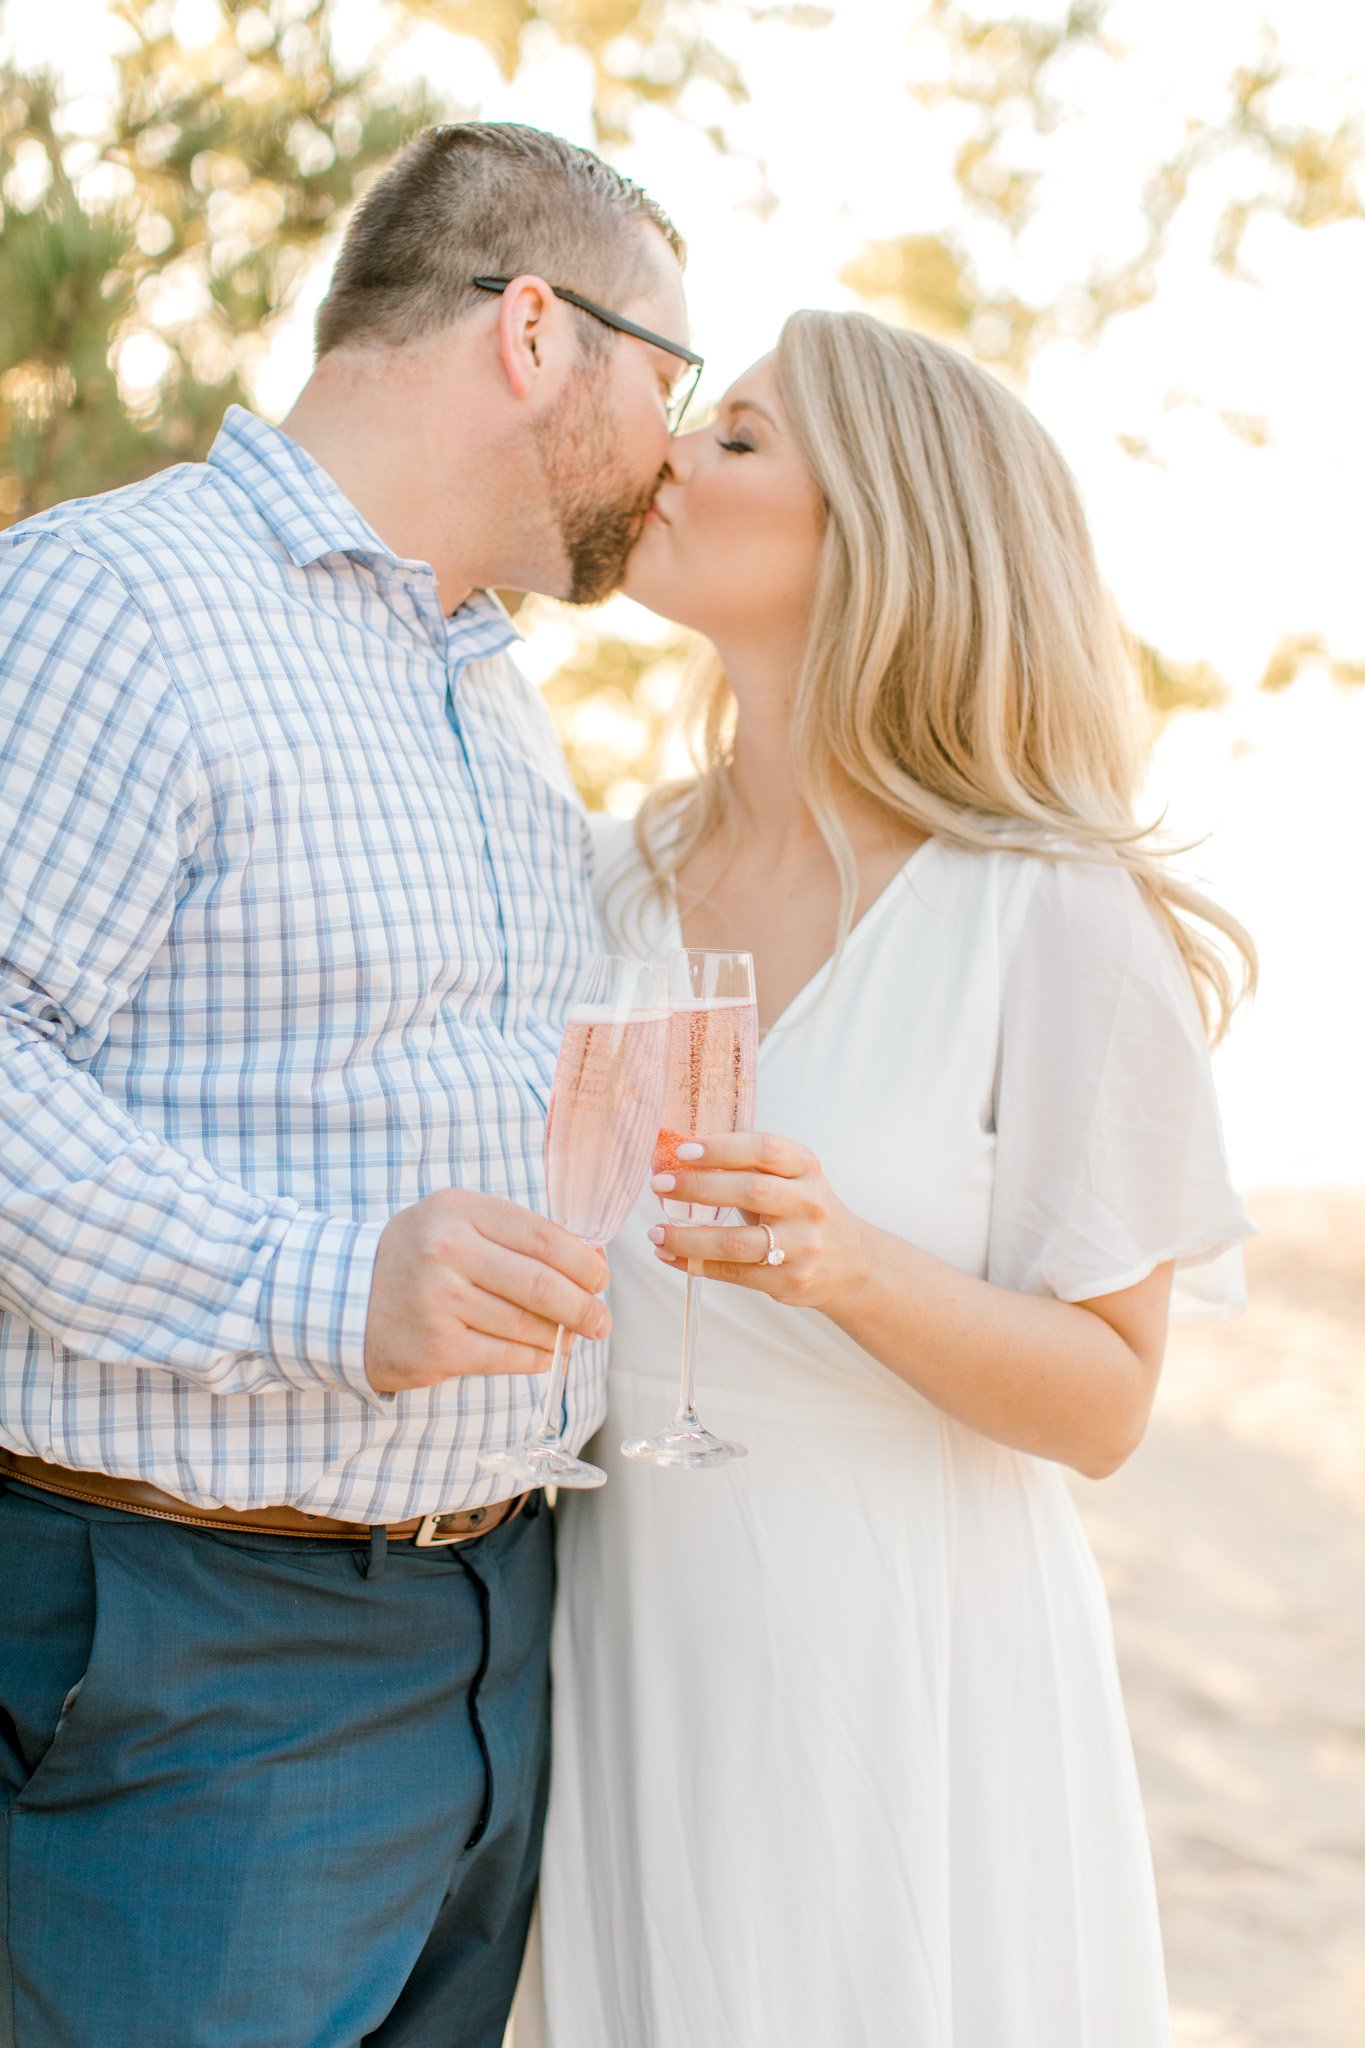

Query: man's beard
536;369;663;605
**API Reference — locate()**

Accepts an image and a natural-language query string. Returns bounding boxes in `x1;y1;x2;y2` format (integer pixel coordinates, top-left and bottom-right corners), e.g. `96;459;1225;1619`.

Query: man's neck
280;355;507;614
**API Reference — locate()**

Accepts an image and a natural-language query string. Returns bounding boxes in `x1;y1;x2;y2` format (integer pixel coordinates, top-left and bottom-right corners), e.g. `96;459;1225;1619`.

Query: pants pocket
0;1487;98;1801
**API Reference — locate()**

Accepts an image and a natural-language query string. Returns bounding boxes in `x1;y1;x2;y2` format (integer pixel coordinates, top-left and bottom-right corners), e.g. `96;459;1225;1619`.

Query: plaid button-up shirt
0;406;605;1519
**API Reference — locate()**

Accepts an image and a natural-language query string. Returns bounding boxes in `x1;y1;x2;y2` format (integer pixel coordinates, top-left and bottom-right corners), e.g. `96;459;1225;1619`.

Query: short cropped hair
315;122;685;359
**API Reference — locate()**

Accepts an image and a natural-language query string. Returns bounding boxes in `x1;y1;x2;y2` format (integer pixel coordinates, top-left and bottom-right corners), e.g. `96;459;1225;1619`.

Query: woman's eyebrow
724;397;779;428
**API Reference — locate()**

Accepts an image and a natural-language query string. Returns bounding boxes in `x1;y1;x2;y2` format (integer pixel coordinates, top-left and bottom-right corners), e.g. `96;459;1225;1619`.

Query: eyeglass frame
471;275;704;432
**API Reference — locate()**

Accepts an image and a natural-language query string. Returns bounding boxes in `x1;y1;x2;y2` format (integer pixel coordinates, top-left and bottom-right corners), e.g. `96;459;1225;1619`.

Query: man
0;122;697;2047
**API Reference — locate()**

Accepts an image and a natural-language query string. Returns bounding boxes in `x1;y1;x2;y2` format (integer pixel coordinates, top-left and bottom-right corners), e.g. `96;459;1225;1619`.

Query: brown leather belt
0;1451;529;1548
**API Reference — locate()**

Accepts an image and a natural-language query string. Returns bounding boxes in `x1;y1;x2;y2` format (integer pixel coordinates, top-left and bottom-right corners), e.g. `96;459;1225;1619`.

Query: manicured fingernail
677;1142;704;1160
591;1309;611;1337
647;1225;666;1243
654;1249;678;1264
651;1173;675;1192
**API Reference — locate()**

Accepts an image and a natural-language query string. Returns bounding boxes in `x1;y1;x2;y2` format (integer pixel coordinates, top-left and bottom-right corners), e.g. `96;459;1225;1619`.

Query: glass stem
674;1259;704;1433
530;1325;573;1445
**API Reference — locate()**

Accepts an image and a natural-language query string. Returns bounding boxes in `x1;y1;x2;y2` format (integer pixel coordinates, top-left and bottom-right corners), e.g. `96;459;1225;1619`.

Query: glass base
619;1424;748;1469
478;1441;607;1491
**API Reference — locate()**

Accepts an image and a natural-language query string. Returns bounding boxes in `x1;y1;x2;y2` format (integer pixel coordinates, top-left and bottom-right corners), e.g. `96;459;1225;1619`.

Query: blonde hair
634;309;1254;1041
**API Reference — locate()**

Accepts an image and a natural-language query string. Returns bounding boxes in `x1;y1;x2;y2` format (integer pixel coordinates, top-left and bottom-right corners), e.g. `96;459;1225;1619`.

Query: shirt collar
446;586;521;660
207;405;395;567
206;405;522;653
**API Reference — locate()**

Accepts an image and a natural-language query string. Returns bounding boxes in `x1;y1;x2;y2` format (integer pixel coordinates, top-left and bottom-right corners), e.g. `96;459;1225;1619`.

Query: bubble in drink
652;1127;692;1176
656;997;758;1225
545;1006;670;1245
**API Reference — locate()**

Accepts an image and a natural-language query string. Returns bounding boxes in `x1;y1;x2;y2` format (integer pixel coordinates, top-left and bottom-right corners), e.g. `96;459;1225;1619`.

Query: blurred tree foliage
1258;633;1365;695
1137;647;1228;722
1;0;1359;800
526;603;694;811
849;2;1364;360
838;0;1363;715
405;0;832;148
0;0;436;523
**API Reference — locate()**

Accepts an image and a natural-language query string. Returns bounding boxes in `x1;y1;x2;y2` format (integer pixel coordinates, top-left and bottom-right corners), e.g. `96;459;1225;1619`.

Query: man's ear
495;275;557;402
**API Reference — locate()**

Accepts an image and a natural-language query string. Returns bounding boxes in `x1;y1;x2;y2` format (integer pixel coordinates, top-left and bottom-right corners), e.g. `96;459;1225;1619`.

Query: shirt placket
421;592;523;1038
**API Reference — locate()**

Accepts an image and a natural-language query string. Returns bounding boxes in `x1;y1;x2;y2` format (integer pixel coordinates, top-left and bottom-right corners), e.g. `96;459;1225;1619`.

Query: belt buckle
413;1505;488;1548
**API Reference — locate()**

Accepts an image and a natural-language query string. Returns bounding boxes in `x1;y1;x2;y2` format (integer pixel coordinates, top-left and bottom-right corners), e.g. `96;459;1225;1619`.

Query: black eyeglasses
472;275;704;432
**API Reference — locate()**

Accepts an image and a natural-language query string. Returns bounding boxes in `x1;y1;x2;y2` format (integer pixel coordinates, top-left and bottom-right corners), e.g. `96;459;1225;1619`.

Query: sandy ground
1068;1187;1365;2048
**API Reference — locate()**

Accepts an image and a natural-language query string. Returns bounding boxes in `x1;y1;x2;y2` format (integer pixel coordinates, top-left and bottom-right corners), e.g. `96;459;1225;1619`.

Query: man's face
534;241;692;605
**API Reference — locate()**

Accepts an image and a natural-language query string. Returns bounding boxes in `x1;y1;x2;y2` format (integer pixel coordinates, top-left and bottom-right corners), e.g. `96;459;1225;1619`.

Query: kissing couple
0;121;1252;2048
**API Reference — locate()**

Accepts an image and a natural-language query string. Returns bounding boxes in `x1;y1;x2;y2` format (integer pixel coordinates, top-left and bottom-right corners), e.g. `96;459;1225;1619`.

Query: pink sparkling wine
545;1005;671;1245
654;997;759;1225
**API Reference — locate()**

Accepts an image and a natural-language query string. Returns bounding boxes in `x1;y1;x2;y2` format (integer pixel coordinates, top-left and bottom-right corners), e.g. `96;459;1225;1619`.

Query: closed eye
717;436;755;454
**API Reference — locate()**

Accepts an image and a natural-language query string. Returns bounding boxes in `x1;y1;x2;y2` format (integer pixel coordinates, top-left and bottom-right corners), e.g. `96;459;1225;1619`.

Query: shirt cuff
258;1211;388;1410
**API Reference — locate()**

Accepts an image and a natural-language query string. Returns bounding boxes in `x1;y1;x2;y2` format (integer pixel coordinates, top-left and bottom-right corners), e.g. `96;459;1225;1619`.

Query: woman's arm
647;1131;1174;1479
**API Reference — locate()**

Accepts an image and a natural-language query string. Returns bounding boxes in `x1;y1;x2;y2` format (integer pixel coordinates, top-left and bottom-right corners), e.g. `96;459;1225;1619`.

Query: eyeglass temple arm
471;276;703;369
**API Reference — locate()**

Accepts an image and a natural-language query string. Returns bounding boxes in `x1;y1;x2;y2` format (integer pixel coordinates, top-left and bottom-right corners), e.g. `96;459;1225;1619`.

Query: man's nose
661;435;697;482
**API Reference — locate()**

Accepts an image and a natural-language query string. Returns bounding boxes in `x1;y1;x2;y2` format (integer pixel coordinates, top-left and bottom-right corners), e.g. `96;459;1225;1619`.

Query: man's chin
562;512;654;607
563;563;627;608
545;536;625;607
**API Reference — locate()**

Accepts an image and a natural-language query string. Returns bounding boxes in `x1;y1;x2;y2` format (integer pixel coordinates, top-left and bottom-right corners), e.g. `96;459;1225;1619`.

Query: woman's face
623;354;826;650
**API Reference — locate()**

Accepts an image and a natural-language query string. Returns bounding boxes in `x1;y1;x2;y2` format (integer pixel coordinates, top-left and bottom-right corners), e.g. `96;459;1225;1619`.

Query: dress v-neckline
667;837;938;1046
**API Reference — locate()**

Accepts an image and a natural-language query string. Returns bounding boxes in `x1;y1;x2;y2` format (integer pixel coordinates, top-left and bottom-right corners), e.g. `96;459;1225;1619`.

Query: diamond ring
759;1222;786;1268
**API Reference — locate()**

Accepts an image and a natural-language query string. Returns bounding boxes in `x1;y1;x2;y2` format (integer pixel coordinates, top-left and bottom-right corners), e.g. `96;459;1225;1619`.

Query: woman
527;311;1254;2047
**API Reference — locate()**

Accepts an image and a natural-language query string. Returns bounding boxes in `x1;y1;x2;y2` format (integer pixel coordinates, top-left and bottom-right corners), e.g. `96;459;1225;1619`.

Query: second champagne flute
621;947;758;1469
480;952;670;1492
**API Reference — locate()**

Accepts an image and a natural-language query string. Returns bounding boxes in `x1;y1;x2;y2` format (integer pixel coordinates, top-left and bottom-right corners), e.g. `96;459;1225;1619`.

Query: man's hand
363;1190;611;1394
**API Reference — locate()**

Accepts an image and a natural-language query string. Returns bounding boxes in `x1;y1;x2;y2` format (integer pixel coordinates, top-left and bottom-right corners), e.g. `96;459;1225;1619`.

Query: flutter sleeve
987;855;1254;1321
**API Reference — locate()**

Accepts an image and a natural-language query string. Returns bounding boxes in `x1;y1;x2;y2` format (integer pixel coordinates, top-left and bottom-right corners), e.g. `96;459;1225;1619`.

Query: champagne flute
480;953;670;1491
621;948;758;1469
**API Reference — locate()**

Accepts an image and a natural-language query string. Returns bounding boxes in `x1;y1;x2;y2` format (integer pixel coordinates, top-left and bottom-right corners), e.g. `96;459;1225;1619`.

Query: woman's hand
647;1130;1174;1478
647;1130;874;1314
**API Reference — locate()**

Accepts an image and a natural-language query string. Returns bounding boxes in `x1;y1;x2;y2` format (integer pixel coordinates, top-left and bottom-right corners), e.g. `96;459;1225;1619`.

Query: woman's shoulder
588;810;652;909
587;809;643;869
933;837;1167;944
587;810;669;957
981;846;1213;1071
1002;846;1180;968
920;838;1194;1011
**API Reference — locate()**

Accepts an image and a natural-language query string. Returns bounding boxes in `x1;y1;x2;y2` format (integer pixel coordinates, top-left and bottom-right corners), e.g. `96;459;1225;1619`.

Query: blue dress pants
0;1479;554;2048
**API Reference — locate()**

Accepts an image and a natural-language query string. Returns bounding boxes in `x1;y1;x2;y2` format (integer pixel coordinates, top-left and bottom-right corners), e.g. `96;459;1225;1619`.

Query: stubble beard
536;368;664;606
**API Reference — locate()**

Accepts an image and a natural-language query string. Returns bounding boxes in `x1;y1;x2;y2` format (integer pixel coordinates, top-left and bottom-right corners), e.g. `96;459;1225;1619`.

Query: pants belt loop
363;1524;388;1580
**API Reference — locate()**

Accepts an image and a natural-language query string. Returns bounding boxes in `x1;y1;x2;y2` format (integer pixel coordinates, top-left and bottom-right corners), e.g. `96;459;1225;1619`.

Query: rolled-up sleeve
0;532;385;1407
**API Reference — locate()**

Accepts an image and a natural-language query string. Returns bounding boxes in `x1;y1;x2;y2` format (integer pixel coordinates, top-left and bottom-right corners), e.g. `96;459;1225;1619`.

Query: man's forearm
0;1023;384;1407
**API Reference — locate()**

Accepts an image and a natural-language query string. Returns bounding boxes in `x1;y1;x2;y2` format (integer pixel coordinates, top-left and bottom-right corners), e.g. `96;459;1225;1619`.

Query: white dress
526;822;1253;2048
